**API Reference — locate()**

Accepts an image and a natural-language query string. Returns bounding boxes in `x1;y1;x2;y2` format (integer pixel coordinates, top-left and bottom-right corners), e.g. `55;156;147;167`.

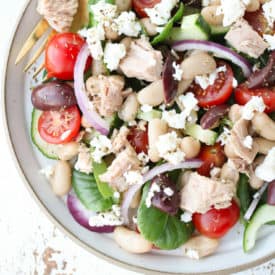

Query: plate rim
2;0;275;274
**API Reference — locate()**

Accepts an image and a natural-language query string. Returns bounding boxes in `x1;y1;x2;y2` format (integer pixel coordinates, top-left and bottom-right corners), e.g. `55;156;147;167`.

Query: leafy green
92;160;114;199
151;3;184;46
72;170;113;212
137;183;193;250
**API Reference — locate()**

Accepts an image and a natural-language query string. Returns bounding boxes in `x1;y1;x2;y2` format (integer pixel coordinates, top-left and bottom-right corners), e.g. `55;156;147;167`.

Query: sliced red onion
67;193;115;233
267;181;275;206
121;159;202;224
200;104;229;129
244;182;269;221
172;40;252;77
74;44;109;135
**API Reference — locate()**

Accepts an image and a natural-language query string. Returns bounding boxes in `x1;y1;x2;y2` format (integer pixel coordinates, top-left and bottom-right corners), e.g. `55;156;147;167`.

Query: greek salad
31;0;275;258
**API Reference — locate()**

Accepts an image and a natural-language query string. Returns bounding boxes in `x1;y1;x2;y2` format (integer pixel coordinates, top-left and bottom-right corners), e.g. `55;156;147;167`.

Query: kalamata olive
267;181;275;206
150;174;180;215
31;81;77;111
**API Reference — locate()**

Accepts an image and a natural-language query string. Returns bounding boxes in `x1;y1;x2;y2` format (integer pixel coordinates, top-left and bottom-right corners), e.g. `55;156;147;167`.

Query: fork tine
23;30;56;72
15;19;49;65
33;63;45;79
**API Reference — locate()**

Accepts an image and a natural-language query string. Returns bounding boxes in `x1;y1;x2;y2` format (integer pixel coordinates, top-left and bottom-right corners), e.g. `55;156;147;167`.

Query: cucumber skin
243;204;275;252
185;124;218;145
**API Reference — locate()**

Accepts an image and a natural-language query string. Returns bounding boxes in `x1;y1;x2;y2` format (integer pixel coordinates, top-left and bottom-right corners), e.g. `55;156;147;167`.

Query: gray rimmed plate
2;0;275;274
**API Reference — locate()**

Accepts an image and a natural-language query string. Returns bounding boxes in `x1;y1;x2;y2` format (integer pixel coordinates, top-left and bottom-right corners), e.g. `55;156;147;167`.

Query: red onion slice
74;44;109;135
172;40;252;77
121;159;203;224
67;192;115;233
267;181;275;206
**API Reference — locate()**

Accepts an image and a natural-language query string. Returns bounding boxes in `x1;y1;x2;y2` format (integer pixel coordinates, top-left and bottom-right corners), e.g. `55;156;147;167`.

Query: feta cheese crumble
180;211;193;223
164;187;174;197
241;96;266;120
90;135;112;163
145;0;179;25
75;144;93;174
146;182;161;208
140;104;153;113
217;127;231;146
90;1;117;24
210;167;221;179
263;34;275;50
243;135;253;149
123;170;143;186
104;42;126;71
232;78;238;88
172;61;183;81
113;191;120;199
162;110;186;129
255;147;275;182
137;152;150;165
262;0;275;27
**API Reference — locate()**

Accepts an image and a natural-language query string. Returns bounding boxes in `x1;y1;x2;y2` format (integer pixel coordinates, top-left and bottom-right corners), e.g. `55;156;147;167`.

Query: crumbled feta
162;110;186;129
217;127;231;146
132;216;138;224
172;62;183;81
180;211;193;223
232;78;238;88
243;135;253;149
145;0;179;25
156;131;185;164
137;152;150;165
104;42;126;71
88;205;123;227
217;0;246;27
210;167;221;179
164;187;174;197
74;144;93;174
141;166;150;174
255;147;275;182
123;170;143;186
146;182;161;208
263;34;275;50
177;92;199;114
90;1;117;24
128;120;137;126
90;135;112;163
39;165;54;180
241;96;266;120
195;66;227;90
114;11;141;37
262;0;275;27
184;248;200;260
202;0;211;7
141;104;153;113
113;191;120;199
159;104;166;111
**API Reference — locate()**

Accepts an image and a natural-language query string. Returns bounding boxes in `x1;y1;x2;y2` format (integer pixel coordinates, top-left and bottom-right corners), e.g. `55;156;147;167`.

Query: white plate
3;0;275;273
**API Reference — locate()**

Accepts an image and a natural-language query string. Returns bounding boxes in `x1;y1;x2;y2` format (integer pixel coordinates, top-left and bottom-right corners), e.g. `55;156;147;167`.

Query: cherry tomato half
197;143;226;177
189;61;234;108
193;200;240;239
132;0;161;18
45;33;91;80
38;106;81;144
235;84;275;113
127;126;149;154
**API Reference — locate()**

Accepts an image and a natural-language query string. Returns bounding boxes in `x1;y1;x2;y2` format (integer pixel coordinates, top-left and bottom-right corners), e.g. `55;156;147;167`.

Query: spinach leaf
137;182;193;249
72;170;113;212
92;160;114;199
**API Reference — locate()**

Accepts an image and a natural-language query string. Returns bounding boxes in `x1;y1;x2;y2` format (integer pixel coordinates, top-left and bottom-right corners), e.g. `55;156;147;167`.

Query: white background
0;0;274;274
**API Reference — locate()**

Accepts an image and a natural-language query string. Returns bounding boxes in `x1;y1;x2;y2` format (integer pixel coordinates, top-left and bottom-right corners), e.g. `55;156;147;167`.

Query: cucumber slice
185;123;218;145
243;204;275;252
137;110;162;121
170;14;210;42
210;25;229;36
31;108;60;159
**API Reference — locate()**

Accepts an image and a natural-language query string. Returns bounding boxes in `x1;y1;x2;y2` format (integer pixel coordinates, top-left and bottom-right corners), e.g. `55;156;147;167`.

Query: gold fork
15;0;89;78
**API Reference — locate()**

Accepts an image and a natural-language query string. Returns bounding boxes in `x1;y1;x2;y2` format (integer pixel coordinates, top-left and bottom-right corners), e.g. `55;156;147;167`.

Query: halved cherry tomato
45;33;91;80
127;126;149;154
189;61;234;108
38;106;81;144
235;84;275;113
197;143;226;177
132;0;161;18
193;200;240;239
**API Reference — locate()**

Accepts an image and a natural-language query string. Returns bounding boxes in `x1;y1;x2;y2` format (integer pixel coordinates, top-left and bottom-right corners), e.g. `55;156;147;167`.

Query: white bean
57;142;80;160
254;138;275;155
177;79;193;95
137;80;164;106
246;0;260;12
140;18;158;36
252;112;275;141
118;93;140;122
114;227;153;254
50;161;72;196
115;0;132;12
180;137;201;159
201;6;223;26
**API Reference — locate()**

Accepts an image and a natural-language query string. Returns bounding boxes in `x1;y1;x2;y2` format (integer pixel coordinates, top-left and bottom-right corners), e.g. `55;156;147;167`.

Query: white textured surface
0;1;274;274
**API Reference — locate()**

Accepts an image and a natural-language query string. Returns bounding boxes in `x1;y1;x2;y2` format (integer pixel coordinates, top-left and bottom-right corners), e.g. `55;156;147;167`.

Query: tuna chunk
111;126;130;154
37;0;78;33
180;172;236;214
225;19;268;58
100;147;140;191
119;38;163;82
86;75;124;117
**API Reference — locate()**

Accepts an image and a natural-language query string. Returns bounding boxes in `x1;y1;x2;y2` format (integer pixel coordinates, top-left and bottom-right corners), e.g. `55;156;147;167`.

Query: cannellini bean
50;161;72;196
254;138;275;155
246;0;260;12
115;0;132;12
220;162;239;184
140;18;158;36
228;104;243;123
252;112;275;141
201;6;223;26
114;227;153;254
180;51;216;80
118;93;140;122
137;80;164;106
180;137;201;159
224;140;238;159
177;79;193;95
148;119;168;162
56;142;80;160
182;235;220;259
249;155;265;189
